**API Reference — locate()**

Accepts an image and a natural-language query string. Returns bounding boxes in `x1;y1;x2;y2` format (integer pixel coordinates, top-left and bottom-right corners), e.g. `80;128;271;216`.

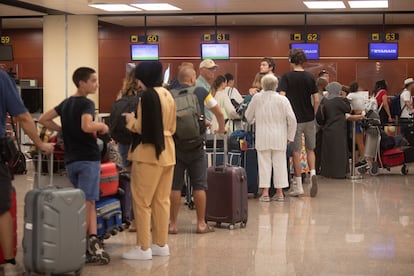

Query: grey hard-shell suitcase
23;153;86;275
206;135;248;230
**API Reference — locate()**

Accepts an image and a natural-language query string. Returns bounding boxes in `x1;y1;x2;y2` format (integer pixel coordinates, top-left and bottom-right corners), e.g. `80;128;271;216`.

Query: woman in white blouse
211;75;240;132
244;74;297;202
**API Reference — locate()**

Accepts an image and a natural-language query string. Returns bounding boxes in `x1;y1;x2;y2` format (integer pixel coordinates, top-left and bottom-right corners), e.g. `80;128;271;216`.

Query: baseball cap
199;59;218;69
404;77;414;87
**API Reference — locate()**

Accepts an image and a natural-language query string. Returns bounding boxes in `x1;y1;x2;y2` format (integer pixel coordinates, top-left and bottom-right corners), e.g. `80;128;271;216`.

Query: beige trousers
130;161;174;248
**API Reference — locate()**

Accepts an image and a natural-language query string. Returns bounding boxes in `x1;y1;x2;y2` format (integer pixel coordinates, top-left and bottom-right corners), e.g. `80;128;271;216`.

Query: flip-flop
168;229;178;235
196;225;215;234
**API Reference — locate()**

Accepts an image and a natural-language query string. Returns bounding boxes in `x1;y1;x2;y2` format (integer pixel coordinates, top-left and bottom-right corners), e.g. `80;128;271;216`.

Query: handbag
8;117;27;175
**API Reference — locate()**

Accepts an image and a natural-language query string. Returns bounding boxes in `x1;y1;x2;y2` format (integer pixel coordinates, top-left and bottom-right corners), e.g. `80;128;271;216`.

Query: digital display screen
290;43;320;60
368;43;398;60
130;44;159;61
201;43;230;60
0;44;14;61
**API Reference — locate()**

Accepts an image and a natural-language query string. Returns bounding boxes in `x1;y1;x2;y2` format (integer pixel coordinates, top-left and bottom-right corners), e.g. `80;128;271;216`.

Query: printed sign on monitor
130;44;159;61
201;43;230;60
290;43;320;60
368;43;398;60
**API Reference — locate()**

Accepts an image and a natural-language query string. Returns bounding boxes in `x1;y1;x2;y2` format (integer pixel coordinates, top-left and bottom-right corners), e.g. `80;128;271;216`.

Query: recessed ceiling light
348;1;388;8
304;1;346;9
88;4;141;12
131;3;182;11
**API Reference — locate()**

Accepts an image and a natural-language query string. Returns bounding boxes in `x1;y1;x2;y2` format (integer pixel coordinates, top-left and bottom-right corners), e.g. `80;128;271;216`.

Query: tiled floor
12;162;414;276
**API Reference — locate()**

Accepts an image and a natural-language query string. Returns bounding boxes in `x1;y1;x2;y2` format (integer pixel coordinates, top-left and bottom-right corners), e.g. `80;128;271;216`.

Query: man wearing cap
400;77;414;138
196;59;218;124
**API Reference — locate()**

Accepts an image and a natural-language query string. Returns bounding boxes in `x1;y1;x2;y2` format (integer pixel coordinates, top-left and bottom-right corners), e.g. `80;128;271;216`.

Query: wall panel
3;24;414;113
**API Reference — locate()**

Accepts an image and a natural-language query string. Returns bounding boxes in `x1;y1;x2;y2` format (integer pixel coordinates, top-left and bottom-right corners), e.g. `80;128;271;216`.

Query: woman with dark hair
224;73;243;105
122;61;176;260
374;79;393;124
211;75;240;132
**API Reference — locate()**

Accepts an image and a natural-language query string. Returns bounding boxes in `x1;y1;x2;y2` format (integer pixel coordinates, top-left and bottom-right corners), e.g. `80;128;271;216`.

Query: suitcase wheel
188;201;195;210
401;165;408;175
369;162;379;176
110;228;118;236
240;221;247;228
228;224;235;230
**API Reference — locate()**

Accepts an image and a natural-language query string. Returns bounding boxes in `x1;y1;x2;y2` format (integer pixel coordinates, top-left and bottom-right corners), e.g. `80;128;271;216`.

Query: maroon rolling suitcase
206;135;248;230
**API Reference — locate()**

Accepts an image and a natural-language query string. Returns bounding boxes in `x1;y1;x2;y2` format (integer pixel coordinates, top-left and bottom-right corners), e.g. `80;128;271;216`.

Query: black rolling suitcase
206;135;248;230
23;154;86;275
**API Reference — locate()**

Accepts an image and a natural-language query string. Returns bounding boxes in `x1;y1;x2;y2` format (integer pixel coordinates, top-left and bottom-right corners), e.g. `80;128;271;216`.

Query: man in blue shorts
0;69;54;275
279;49;320;197
169;65;226;234
39;67;110;265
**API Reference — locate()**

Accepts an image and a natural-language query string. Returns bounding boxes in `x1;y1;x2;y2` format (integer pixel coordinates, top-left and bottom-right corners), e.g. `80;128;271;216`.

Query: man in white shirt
399;77;414;138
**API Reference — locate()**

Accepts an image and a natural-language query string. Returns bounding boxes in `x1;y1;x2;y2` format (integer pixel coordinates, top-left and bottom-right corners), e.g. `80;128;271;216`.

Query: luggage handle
102;210;122;220
213;134;228;170
35;150;54;189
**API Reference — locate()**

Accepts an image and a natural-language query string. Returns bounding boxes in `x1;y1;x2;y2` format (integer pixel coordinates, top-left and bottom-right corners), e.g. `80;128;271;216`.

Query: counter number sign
1;36;11;44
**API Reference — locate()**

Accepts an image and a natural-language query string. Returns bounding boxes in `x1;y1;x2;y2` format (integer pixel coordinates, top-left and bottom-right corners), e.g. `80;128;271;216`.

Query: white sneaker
122;246;152;260
1;262;24;276
287;188;304;197
151;244;170;256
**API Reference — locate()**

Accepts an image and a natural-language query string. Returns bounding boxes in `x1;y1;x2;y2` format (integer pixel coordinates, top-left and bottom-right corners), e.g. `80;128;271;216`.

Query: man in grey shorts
169;65;226;234
279;49;320;197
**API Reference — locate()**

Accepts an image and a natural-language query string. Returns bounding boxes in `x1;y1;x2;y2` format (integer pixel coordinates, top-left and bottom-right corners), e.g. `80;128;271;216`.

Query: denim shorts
66;161;100;201
0;162;12;214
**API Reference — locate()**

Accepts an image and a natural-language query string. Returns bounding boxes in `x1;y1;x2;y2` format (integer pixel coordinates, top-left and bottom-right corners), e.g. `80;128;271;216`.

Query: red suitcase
206;135;248;230
381;148;405;167
100;162;119;197
0;186;17;264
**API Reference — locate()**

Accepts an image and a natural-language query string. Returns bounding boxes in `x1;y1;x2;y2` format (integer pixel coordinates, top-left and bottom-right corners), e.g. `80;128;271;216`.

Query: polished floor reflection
12;162;414;276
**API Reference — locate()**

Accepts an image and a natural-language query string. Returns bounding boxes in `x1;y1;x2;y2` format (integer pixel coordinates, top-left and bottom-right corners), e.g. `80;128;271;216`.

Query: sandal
168;229;178;235
196;225;215;234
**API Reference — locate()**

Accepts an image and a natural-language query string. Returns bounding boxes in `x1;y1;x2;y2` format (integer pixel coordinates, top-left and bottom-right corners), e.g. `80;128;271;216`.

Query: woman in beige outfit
122;61;176;260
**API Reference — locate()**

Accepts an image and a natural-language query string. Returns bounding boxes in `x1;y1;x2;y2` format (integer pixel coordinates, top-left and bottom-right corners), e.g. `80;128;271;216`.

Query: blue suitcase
96;197;123;240
243;149;259;196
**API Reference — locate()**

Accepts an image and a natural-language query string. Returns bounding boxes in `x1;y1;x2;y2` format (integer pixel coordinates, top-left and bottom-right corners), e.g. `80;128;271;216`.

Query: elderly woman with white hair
244;74;297;202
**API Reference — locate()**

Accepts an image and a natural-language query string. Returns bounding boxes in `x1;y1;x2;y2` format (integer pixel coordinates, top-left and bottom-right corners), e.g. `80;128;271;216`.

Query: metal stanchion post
348;120;362;180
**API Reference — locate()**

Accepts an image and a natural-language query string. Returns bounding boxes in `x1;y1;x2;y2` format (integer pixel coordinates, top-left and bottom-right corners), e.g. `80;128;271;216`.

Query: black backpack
109;94;141;145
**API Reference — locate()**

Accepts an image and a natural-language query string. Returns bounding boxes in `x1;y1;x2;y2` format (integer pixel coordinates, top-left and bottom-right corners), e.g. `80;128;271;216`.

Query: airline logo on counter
130;35;159;43
201;33;230;41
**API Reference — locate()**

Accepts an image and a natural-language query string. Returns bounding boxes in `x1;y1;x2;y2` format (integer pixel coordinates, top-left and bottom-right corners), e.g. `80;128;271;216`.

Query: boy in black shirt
39;67;110;264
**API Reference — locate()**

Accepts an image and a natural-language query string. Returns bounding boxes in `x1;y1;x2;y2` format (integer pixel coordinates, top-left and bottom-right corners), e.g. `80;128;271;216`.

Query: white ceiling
0;0;413;28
